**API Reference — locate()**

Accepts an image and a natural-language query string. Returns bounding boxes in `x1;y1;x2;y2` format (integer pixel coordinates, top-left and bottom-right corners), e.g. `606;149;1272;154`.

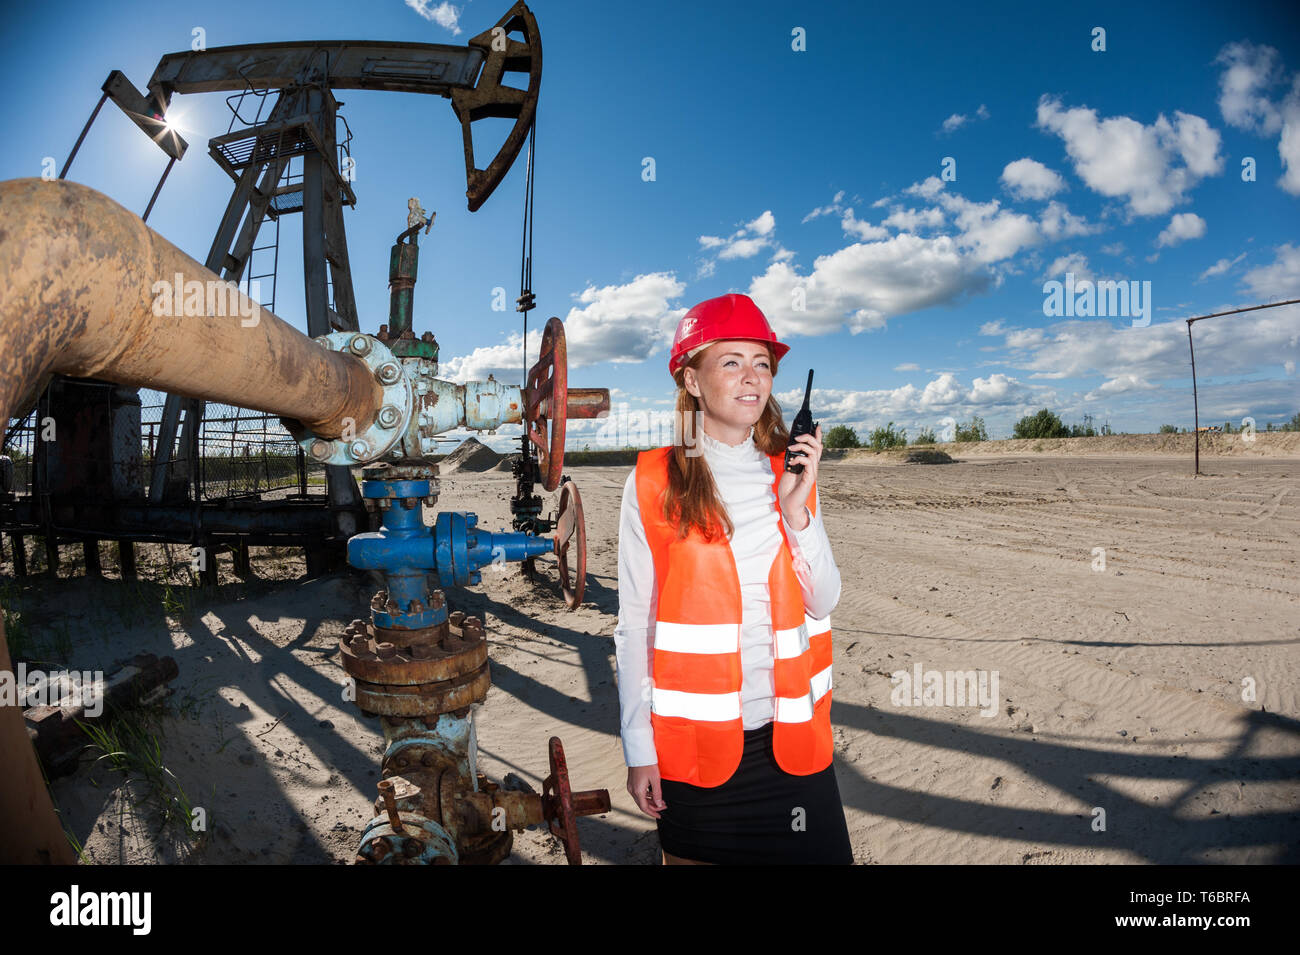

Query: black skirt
655;721;853;864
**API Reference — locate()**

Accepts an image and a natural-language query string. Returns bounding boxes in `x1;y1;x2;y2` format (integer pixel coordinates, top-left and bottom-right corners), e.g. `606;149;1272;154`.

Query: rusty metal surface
523;317;567;491
0;178;380;438
451;3;542;212
564;388;611;419
370;620;446;648
342;617;611;864
377;778;407;833
455;825;514;865
340;619;486;685
542;735;579;864
287;333;412;462
540;736;611;865
356;812;457;865
148;41;484;99
353;666;490;717
0;619;72;862
25;653;180;778
554;479;586;609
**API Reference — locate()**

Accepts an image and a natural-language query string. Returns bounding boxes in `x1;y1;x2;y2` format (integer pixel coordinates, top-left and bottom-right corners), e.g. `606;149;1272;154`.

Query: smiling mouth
736;395;760;403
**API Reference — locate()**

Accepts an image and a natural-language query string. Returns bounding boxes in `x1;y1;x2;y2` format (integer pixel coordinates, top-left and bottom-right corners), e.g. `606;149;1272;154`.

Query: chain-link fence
3;385;324;502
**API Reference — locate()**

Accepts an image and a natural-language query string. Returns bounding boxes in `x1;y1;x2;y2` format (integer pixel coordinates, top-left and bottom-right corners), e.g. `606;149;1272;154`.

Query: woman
614;292;853;865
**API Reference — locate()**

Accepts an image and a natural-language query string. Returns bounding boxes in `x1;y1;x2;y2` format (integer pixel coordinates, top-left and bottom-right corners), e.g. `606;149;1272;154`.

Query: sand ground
4;442;1298;864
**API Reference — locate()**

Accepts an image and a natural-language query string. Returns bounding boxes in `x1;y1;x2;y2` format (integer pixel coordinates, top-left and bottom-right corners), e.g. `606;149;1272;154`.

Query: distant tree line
820;409;1300;449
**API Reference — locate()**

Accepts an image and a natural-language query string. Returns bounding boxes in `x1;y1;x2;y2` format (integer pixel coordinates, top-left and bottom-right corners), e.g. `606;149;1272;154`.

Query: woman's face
683;339;773;442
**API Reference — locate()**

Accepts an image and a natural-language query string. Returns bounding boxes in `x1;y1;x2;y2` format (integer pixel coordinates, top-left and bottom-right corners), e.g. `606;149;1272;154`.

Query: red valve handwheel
524;317;567;492
553;479;586;609
541;736;581;865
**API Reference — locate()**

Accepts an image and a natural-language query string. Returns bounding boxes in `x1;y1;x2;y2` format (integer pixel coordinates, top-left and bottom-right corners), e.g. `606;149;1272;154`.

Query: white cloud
405;0;463;34
442;329;542;383
932;191;1041;263
841;209;889;240
921;373;964;407
1241;243;1300;298
1199;252;1246;281
979;320;1005;336
905;176;946;200
747;210;776;236
985;307;1300;386
776;367;1046;439
748;233;990;336
718;237;767;260
1001;158;1067;200
1005;327;1047;349
968;373;1017;403
894;362;920;371
1214;43;1300;196
1285;359;1296;375
939;103;989;134
881;206;946;231
1216;42;1286;134
1038;200;1100;239
1156;212;1207;247
1280;81;1300;196
803;190;846;222
1084;374;1159;400
698;210;780;267
553;272;687;367
1035;95;1224;216
1100;242;1127;256
1043;253;1093;284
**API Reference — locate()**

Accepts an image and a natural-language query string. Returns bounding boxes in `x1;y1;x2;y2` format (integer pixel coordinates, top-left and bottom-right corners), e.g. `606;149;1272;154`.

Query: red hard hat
668;293;789;376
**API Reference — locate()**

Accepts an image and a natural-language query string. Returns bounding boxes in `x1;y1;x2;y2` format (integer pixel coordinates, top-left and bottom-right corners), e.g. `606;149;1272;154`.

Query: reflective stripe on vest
634;446;834;787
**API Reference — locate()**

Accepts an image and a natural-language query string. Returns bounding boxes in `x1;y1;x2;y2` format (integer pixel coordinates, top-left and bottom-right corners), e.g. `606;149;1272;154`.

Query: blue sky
3;0;1298;449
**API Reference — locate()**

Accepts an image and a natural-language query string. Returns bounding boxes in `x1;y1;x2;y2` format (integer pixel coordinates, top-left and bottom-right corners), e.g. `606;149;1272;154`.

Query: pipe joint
287;333;413;464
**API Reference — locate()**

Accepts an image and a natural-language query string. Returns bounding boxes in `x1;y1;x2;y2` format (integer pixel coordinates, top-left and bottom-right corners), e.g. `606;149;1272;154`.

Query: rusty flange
340;618;486;685
357;811;457;865
354;667;490;717
342;612;491;717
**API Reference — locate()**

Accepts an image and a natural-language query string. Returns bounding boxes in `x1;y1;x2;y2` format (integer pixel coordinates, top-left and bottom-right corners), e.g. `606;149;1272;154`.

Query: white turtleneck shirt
614;425;841;769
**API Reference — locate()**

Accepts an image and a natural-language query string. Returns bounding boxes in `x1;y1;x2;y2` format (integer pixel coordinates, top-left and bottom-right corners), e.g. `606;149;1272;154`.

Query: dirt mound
440;437;503;473
904;448;954;464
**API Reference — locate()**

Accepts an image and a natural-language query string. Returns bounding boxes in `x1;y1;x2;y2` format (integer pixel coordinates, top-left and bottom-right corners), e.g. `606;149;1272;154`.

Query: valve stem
377;779;406;834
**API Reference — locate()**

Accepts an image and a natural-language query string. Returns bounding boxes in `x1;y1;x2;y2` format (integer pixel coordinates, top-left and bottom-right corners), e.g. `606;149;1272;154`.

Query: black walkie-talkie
785;369;818;473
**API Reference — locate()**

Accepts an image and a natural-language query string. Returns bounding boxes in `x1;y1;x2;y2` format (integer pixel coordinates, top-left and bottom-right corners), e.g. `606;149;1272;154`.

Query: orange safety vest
634;446;834;787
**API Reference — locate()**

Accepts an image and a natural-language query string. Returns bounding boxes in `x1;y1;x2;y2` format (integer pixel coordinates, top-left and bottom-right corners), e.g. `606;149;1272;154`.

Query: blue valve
348;476;552;630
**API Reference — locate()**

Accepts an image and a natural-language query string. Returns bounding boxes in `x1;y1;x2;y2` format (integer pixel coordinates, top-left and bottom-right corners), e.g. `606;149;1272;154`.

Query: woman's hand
628;764;667;819
777;423;822;530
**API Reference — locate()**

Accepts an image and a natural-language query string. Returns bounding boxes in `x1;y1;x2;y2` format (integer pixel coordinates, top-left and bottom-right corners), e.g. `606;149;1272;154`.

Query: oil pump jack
0;2;613;864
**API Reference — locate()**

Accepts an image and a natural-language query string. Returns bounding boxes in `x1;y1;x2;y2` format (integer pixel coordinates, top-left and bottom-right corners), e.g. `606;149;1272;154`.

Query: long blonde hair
661;342;790;541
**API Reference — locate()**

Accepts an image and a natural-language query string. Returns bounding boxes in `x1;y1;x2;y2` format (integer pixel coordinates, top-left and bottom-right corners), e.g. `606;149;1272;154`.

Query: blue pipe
347;477;551;630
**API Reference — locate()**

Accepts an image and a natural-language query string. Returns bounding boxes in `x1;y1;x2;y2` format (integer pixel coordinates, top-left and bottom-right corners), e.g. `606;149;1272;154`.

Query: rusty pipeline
565;388;610;420
0;178;381;441
0;178;384;863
